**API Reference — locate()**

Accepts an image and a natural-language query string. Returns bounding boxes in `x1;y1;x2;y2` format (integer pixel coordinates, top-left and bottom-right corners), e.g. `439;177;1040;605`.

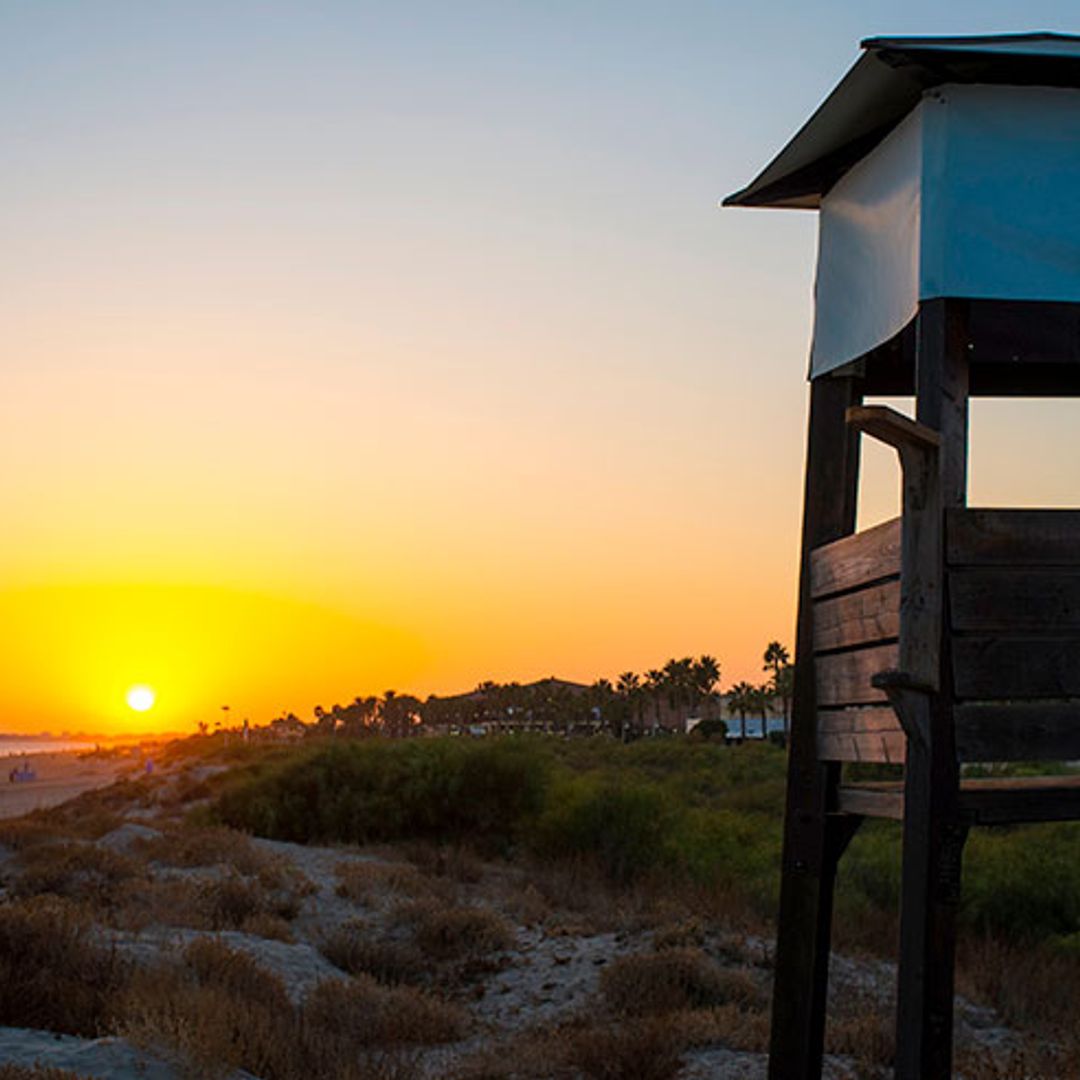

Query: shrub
320;920;425;985
12;842;140;908
691;719;727;740
304;975;468;1046
564;1019;684;1080
119;942;298;1079
532;780;677;885
135;825;274;876
195;871;302;930
0;897;129;1036
335;860;431;906
600;949;763;1016
962;824;1080;939
214;738;549;850
396;899;514;963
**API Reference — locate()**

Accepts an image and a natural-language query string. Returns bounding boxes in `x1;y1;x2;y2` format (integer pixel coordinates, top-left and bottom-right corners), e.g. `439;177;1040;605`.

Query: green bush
531;778;679;884
215;738;549;852
962;823;1080;939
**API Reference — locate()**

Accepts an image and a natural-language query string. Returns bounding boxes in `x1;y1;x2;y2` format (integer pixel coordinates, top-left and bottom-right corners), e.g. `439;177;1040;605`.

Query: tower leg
768;375;861;1080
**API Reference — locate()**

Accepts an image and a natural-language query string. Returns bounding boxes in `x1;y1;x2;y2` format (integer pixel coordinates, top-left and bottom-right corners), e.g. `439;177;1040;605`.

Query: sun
126;685;156;713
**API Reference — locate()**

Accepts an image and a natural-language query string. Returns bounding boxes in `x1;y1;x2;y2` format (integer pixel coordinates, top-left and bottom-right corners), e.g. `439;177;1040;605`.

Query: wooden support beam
768;374;862;1080
891;298;969;1080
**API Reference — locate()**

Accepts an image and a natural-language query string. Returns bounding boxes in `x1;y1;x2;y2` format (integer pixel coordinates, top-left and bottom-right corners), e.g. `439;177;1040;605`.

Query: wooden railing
811;518;903;762
948;509;1080;762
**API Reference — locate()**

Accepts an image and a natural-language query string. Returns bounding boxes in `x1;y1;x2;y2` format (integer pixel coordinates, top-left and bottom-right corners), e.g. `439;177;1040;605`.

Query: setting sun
126;686;156;713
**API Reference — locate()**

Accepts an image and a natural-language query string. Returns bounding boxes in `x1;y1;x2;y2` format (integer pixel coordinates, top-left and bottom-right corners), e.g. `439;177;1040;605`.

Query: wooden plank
815;644;898;707
951;569;1080;632
955;702;1080;762
959;774;1080;825
813;581;900;652
837;783;904;820
810;517;901;599
846;405;941;452
817;706;899;735
948;509;1080;567
817;729;906;764
953;638;1080;700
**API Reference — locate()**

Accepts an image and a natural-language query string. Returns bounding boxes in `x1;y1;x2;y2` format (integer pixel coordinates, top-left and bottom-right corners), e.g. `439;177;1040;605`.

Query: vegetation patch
320;919;426;986
11;842;141;909
0;897;129;1036
600;948;763;1016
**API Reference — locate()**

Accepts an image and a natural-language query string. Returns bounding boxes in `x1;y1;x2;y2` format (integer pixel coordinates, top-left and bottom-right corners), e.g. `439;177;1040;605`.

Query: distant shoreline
0;749;133;820
0;738;97;759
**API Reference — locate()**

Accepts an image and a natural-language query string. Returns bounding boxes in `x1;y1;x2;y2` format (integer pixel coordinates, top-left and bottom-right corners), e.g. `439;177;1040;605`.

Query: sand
0;750;133;819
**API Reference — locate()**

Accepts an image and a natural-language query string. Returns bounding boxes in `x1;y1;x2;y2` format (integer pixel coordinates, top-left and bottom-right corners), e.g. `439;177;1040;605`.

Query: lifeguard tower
725;34;1080;1079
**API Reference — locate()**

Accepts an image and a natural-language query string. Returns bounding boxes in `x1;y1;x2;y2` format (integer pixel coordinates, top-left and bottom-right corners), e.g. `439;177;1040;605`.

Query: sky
3;1;1080;734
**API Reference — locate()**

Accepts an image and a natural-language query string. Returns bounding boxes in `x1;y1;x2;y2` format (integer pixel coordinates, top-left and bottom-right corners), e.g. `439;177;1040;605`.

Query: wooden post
768;374;861;1080
894;298;970;1080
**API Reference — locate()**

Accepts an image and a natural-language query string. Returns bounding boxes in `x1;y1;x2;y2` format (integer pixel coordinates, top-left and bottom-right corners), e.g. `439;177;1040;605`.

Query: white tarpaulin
810;83;1080;377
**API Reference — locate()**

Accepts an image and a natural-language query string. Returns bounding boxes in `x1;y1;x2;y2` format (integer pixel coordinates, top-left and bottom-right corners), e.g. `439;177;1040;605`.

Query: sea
0;737;97;758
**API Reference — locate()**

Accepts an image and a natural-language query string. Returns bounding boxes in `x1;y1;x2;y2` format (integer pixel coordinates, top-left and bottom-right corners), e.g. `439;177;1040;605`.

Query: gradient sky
4;1;1080;734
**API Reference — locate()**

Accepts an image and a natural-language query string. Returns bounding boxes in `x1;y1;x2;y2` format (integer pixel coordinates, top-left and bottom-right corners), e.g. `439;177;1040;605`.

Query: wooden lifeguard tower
725;33;1080;1079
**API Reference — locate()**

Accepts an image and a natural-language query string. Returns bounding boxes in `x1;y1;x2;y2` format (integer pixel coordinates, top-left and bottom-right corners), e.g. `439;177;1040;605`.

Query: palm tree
692;656;721;720
763;642;792;737
615;671;641;739
644;669;665;732
588;678;616;733
727;681;754;741
749;683;776;737
774;664;794;738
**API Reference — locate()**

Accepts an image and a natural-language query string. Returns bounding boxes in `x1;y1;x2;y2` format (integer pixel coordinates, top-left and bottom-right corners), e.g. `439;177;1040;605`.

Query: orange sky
4;4;1080;735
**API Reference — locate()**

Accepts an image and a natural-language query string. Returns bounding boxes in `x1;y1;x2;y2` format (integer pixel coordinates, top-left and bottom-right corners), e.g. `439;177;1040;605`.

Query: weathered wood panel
959;775;1080;826
818;705;905;763
954;702;1080;762
810;517;901;600
953;638;1080;700
815;644;898;707
818;729;906;763
836;783;904;821
813;581;900;653
950;570;1080;632
817;706;899;735
948;509;1080;567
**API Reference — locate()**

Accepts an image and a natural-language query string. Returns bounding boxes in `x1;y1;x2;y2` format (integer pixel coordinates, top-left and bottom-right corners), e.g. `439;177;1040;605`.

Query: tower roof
723;33;1080;209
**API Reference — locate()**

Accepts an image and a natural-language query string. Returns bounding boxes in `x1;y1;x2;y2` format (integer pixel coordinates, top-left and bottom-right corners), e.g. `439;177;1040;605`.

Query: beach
0;750;132;820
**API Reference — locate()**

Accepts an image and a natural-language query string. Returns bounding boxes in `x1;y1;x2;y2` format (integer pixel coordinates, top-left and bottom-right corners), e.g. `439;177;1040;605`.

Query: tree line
241;642;793;743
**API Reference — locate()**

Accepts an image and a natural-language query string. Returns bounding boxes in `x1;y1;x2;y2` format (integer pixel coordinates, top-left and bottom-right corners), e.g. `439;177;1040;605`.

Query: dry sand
0;750;133;819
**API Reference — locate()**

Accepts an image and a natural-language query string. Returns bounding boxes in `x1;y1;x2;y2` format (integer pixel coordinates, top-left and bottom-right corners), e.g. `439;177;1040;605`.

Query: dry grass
121;938;449;1080
402;842;486;884
564;1018;685;1080
320;919;426;985
135;824;274;876
11;842;141;908
194;871;302;929
395;898;514;964
0;896;129;1036
666;1002;771;1053
305;975;469;1045
954;1043;1080;1080
0;818;72;851
119;940;299;1080
825;998;894;1074
957;936;1080;1047
600;948;765;1016
334;860;435;906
